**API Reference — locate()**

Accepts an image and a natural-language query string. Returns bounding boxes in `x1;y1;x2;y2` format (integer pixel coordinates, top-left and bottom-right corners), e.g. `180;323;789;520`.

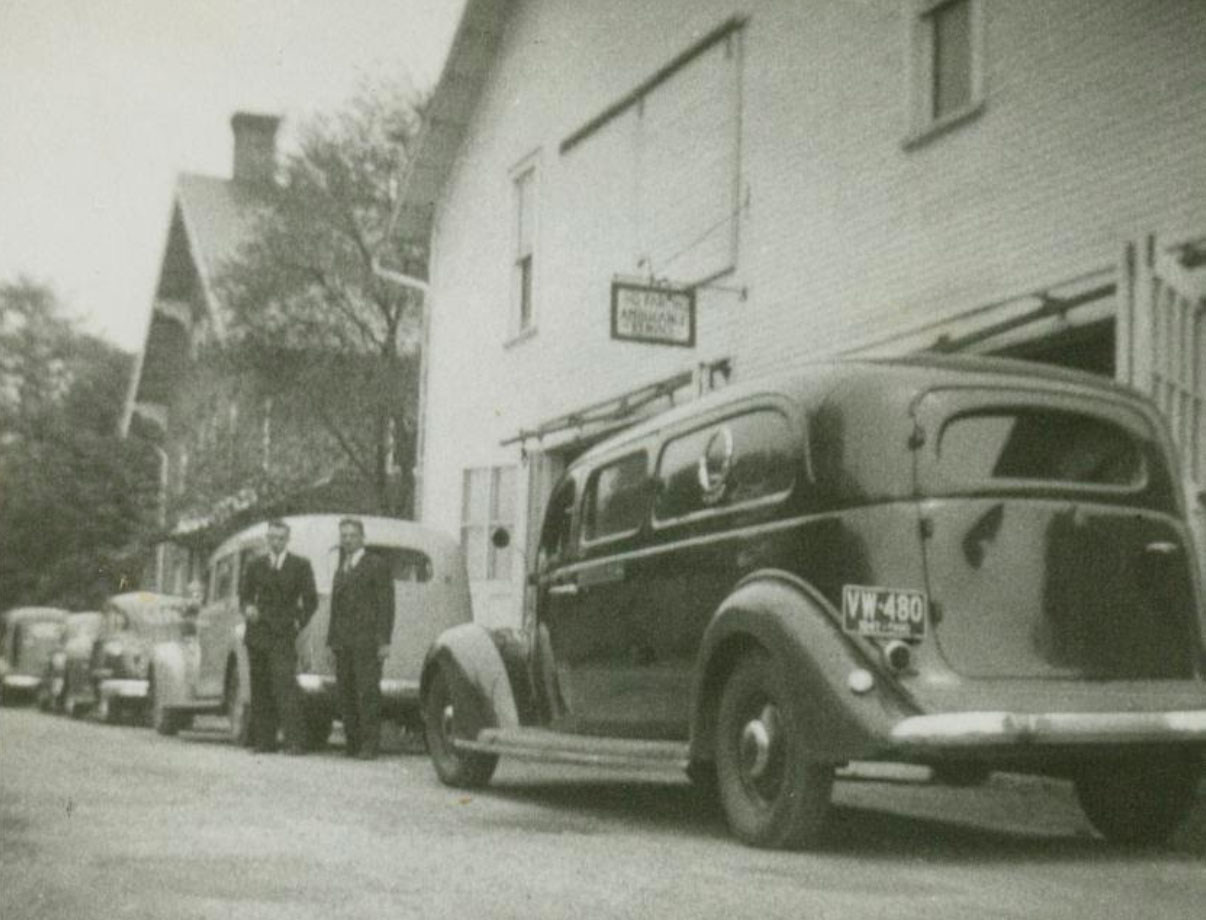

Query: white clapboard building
381;0;1206;627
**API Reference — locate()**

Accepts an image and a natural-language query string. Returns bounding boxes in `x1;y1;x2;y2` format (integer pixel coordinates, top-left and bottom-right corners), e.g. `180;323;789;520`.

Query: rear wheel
150;673;183;736
715;651;834;850
1074;751;1201;845
423;664;497;788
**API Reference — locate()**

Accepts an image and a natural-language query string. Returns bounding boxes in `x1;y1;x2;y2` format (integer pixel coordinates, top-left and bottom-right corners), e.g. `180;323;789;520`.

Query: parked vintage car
37;611;104;714
78;593;189;724
421;355;1206;849
0;607;68;704
150;515;472;745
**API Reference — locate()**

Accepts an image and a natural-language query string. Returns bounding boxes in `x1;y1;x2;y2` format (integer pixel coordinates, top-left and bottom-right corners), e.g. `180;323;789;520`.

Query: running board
456;728;690;771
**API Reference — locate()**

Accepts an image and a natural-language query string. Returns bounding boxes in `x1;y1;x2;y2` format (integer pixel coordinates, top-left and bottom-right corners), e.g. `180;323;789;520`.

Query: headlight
51;651;67;668
103;639;124;658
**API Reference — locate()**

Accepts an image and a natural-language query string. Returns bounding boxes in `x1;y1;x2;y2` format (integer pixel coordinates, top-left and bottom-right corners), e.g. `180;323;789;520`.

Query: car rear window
370;546;432;583
938;409;1146;487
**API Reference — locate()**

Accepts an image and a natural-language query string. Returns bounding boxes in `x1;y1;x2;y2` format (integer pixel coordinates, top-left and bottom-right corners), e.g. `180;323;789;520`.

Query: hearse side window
939;410;1146;487
582;452;650;542
369;546;432;583
655;410;796;520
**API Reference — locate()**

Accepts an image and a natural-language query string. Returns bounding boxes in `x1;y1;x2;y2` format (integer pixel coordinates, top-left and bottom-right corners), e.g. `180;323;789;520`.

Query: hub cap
441;703;455;740
738;702;784;800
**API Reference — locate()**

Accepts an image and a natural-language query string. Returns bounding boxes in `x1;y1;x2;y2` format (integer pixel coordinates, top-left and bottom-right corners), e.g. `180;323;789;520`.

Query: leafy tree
0;279;158;610
216;80;426;517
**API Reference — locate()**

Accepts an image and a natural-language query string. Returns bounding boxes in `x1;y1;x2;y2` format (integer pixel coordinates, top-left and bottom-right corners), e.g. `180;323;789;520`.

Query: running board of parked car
455;728;691;771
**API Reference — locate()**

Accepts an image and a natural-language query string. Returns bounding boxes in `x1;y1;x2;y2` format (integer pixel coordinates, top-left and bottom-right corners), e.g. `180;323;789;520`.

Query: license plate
842;585;928;639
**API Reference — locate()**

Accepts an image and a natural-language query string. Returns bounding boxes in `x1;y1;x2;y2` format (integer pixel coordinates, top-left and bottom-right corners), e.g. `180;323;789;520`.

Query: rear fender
690;572;916;764
420;623;520;741
149;641;192;706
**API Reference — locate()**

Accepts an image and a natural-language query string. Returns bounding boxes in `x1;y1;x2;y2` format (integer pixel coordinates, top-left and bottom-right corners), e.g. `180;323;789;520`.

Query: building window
461;465;517;580
510;159;538;339
907;0;984;146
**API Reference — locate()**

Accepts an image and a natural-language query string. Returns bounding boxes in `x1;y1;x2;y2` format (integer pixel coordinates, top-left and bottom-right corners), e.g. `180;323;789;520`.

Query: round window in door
698;426;734;506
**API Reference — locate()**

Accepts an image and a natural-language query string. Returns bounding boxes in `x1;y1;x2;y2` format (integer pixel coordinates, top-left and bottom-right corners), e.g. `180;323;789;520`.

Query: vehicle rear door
197;553;238;697
913;387;1200;680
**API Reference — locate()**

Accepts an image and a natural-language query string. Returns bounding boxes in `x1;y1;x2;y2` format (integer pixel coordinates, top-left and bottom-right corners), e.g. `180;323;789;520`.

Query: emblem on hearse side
697;426;734;506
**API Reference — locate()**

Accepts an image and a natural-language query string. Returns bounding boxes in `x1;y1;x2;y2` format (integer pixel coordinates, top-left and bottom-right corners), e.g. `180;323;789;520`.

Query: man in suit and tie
328;517;395;760
239;519;318;755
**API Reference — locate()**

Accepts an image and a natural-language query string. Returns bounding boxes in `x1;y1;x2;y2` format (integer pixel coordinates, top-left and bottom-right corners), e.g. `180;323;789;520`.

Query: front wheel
224;662;250;746
715;651;834;850
423;665;497;788
1074;751;1201;845
303;710;333;750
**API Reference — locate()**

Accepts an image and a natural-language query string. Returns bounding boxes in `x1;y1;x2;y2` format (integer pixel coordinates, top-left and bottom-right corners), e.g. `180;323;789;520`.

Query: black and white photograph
2;1;1206;917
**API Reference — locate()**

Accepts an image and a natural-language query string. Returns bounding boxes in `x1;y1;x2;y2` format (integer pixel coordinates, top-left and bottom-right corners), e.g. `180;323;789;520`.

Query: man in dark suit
327;517;395;760
239;519;318;755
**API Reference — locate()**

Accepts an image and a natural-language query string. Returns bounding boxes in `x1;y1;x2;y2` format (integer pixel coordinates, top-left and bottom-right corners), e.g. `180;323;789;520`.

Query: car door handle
547;583;580;598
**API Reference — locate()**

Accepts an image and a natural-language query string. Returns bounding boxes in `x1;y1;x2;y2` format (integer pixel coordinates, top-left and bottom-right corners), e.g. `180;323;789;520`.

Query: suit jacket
327;550;395;651
238;552;318;649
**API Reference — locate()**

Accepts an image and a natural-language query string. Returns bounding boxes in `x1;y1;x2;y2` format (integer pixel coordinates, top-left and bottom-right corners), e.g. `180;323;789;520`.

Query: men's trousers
247;642;304;751
333;646;383;756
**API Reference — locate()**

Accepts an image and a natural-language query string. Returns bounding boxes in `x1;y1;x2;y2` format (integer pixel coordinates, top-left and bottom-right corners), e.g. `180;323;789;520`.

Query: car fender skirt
692;575;914;763
421;623;520;740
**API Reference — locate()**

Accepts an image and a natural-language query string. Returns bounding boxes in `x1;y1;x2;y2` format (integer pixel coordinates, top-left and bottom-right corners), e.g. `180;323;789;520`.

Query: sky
0;0;465;351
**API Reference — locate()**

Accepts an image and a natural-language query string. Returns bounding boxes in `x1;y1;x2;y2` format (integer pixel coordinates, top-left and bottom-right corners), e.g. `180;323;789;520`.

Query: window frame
507;152;541;345
579;450;652;548
903;0;986;149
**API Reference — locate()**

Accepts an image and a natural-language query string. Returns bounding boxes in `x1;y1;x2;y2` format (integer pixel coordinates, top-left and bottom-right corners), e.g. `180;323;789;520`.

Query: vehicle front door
539;452;656;735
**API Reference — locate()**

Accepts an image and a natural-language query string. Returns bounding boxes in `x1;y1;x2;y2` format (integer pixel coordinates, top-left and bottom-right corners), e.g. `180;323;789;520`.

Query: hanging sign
610;280;696;347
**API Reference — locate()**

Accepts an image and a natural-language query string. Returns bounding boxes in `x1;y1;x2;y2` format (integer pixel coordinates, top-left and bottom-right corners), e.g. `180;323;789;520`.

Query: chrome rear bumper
891;710;1206;748
296;673;416;702
97;678;149;700
2;674;42;690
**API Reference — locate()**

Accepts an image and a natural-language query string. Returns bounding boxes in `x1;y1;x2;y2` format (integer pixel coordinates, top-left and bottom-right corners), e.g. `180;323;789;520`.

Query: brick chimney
230;112;280;185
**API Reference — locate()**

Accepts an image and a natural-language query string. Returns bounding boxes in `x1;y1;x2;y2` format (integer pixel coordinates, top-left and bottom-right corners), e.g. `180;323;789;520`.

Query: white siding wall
422;0;1206;627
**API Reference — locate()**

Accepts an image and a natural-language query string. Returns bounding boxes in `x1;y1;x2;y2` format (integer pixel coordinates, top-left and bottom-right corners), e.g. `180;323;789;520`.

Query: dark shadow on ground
480;776;1206;861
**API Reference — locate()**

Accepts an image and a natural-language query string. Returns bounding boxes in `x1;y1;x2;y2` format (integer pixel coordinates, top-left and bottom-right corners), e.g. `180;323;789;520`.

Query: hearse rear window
371;546;432;583
938;410;1145;487
582;452;650;541
655;410;796;520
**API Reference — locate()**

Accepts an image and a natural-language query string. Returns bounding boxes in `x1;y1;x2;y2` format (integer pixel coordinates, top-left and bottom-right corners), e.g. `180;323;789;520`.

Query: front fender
149;641;193;706
690;572;917;764
420;623;520;741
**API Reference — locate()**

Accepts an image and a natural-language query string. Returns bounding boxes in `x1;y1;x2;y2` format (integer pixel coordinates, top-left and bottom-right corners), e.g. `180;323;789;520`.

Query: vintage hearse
420;356;1206;849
